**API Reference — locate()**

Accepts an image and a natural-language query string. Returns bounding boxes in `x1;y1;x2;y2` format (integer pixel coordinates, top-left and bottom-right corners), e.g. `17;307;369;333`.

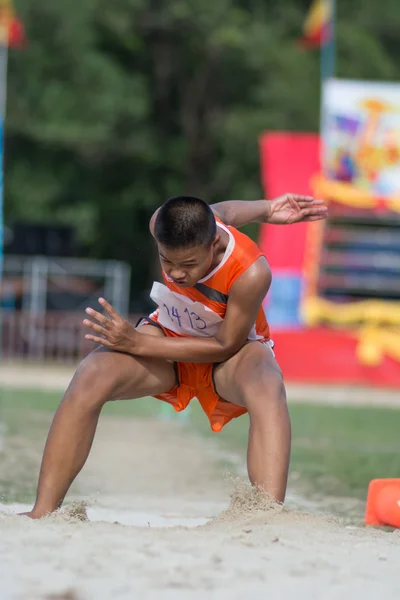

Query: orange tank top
149;218;270;341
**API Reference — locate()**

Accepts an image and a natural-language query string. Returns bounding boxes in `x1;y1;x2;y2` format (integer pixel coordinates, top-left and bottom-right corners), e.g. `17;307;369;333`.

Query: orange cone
365;478;400;527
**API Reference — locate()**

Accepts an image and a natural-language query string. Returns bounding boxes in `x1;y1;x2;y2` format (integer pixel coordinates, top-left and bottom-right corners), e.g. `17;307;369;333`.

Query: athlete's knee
64;349;120;411
239;366;286;415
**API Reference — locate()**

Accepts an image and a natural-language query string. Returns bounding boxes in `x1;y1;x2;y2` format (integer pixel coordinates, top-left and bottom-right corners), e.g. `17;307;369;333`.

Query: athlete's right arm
211;195;327;228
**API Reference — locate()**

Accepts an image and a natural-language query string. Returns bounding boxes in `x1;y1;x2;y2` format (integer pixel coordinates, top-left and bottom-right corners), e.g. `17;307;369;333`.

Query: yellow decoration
311;172;400;212
311;174;378;208
356;337;383;366
302;296;400;327
387;195;400;212
356;326;400;367
302;296;400;366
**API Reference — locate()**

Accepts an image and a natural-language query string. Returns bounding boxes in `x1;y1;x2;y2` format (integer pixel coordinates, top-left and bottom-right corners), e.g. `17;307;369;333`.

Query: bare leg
213;342;291;503
26;327;176;518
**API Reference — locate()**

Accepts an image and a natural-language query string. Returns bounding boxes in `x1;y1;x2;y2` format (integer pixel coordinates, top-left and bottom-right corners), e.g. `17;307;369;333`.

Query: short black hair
154;196;217;249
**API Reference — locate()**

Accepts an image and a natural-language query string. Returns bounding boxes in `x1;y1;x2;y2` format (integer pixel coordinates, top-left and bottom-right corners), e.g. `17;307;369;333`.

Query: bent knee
64;349;121;410
240;367;287;414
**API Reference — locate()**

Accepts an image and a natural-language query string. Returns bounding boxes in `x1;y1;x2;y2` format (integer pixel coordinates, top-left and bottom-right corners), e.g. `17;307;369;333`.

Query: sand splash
47;501;89;523
218;477;283;520
207;476;342;531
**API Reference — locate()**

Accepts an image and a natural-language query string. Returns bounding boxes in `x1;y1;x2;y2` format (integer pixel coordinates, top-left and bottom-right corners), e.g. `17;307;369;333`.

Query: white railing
1;311;141;363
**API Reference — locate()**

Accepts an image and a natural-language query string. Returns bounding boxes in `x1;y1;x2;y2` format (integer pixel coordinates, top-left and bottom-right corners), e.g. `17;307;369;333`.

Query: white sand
1;413;400;600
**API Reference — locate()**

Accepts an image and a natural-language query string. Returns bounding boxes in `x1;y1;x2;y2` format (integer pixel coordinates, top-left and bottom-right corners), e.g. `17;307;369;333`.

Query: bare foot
18;511;45;519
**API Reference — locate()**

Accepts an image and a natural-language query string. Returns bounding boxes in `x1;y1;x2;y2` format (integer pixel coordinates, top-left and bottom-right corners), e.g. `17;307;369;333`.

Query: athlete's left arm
83;258;271;364
211;194;328;228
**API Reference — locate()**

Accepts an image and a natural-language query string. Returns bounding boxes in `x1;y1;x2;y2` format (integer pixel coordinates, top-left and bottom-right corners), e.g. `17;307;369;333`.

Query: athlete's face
158;238;219;287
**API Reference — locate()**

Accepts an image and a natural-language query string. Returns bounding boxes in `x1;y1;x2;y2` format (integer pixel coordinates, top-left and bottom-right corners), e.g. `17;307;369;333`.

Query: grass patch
1;387;399;501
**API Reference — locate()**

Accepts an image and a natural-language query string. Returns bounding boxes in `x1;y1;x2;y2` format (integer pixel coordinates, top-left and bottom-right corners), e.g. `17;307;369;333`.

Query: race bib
150;282;261;340
150;282;223;337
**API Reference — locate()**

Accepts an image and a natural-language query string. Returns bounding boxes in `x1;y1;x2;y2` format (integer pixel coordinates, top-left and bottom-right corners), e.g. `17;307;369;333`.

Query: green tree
5;0;400;306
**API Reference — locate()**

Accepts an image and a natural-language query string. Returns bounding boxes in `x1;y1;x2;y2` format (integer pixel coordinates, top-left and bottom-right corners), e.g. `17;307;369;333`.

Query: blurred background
1;0;400;386
1;0;400;519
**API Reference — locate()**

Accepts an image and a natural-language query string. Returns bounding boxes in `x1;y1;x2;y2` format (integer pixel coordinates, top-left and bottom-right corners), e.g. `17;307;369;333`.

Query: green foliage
5;0;400;298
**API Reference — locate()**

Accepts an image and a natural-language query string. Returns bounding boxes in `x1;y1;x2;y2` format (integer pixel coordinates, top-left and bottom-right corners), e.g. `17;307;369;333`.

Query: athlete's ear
212;234;220;249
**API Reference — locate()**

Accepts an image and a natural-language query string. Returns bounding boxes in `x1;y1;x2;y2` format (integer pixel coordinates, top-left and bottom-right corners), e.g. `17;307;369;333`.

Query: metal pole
112;261;131;317
320;0;335;83
320;0;336;174
0;41;9;451
0;41;8;301
29;257;48;359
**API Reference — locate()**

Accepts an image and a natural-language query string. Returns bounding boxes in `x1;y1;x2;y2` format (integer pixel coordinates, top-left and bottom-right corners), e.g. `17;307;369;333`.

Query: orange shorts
138;317;248;432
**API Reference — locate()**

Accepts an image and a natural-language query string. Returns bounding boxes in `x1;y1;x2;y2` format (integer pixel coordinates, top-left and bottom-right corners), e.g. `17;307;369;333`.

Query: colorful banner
258;93;400;385
322;79;400;202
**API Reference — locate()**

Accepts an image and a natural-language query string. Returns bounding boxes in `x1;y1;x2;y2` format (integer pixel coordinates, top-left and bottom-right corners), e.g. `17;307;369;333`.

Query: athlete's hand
268;194;328;225
83;298;138;353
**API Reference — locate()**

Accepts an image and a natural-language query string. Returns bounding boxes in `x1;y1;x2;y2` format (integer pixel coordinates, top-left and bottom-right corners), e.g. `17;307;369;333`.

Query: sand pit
1;415;400;599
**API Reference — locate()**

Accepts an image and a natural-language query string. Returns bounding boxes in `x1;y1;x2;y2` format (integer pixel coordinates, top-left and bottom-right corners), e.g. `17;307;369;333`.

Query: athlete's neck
202;227;230;279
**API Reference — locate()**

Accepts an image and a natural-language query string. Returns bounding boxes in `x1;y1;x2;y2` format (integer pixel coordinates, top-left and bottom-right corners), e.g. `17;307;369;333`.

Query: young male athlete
24;194;327;518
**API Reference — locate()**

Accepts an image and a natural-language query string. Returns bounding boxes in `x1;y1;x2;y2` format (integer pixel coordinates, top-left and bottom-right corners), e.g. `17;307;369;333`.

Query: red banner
259;132;320;272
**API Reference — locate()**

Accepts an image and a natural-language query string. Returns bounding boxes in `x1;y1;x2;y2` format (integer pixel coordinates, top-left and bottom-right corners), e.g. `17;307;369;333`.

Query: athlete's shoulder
212;218;267;290
220;220;265;265
229;255;271;298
